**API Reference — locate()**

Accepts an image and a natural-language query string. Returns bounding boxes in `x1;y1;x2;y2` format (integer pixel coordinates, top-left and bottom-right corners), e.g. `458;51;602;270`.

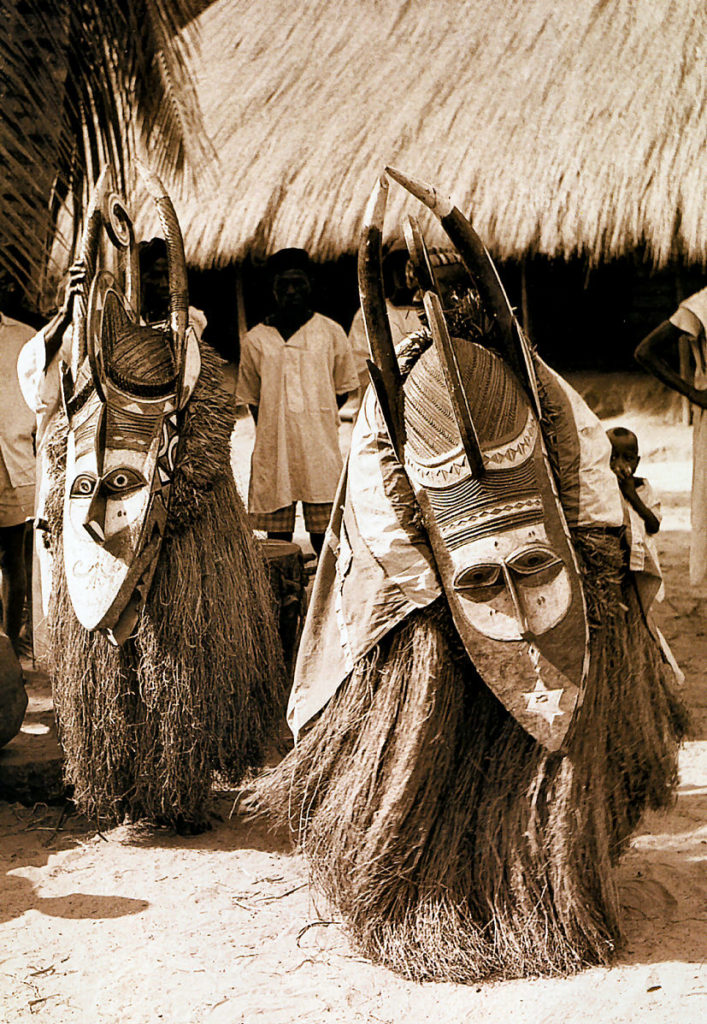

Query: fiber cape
45;342;287;830
43;168;286;830
255;348;686;979
253;159;687;975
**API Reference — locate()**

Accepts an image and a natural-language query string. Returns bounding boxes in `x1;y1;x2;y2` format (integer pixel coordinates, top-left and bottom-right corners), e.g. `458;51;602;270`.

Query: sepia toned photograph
0;2;705;1021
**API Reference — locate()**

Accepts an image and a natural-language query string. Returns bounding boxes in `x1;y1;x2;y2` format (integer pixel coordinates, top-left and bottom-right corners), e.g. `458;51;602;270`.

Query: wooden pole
674;264;692;426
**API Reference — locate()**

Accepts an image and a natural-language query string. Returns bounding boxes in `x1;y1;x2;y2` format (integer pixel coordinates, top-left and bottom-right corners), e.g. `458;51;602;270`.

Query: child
607;426;661;534
607;426;663;606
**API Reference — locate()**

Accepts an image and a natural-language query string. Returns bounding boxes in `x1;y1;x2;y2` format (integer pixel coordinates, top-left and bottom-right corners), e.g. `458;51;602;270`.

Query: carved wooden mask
61;169;200;645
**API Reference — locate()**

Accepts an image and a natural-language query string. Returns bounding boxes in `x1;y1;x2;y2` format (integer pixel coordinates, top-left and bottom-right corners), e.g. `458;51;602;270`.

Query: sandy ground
1;388;706;1024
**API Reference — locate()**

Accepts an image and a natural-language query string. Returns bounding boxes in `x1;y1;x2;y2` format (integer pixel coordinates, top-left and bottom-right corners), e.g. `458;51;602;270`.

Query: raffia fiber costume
44;169;285;830
252;170;687;981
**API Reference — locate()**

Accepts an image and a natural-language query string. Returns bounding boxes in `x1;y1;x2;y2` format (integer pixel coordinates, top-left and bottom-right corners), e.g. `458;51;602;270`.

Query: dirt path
0;407;705;1024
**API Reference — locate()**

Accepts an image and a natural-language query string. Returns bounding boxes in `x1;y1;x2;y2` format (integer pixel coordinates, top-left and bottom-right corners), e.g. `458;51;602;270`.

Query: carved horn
385;166;540;413
136;160;189;381
403;215;438;296
358;175;405;458
423;290;485;478
71;166;111;377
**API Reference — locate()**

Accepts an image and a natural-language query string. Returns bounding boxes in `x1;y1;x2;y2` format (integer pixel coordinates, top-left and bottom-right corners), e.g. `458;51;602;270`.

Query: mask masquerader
44;167;286;831
251;170;687;979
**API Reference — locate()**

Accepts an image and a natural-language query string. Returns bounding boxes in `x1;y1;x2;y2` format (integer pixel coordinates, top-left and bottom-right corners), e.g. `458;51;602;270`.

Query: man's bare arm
635;320;707;409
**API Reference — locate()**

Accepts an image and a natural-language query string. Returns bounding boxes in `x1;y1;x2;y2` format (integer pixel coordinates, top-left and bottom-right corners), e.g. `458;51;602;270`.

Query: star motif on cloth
522;680;565;726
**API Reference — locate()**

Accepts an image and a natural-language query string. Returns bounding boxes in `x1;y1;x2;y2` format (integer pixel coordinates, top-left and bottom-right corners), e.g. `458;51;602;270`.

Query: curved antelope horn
71;166;112;378
136;160;189;382
358;175;405;458
102;189;139;314
385;166;540;413
403;215;437;296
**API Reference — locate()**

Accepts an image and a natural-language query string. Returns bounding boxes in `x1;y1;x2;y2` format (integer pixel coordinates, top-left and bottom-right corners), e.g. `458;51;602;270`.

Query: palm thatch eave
130;0;707;271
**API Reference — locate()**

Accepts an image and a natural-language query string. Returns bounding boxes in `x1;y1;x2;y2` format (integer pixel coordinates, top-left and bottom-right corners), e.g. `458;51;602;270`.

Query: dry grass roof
134;0;707;268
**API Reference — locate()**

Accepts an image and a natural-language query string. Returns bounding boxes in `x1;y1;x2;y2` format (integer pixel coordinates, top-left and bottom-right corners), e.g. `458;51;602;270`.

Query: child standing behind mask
607;426;664;608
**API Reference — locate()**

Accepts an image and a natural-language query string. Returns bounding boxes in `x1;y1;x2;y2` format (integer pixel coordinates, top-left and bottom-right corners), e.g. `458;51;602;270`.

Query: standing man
236;249;357;555
635;287;707;586
0;269;37;655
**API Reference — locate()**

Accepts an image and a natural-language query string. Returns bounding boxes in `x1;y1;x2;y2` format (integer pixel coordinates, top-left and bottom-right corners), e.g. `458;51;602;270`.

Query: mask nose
83;491;106;543
500;563;531;639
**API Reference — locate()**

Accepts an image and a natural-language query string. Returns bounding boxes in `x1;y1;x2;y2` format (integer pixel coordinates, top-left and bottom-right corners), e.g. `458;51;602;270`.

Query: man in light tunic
0;270;36;655
635;287;707;586
236;248;357;555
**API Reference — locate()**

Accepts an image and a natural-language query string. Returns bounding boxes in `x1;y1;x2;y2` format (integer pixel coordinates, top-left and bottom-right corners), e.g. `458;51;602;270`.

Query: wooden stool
259;540;307;675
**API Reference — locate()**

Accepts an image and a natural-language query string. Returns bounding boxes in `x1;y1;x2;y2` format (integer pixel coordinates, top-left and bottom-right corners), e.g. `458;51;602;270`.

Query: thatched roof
134;0;707;269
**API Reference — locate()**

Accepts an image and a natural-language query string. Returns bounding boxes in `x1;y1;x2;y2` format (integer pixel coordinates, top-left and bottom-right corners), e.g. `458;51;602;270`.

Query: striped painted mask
400;337;588;749
61;169;200;645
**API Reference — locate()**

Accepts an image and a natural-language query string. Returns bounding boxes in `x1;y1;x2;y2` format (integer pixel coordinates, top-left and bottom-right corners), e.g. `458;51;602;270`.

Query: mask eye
454;564;502;590
102;467;146;495
70;473;97;498
507;548;563;586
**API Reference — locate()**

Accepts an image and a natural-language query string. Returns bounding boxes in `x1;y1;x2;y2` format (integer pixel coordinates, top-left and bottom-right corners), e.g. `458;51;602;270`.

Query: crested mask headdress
358;169;589;751
60;164;201;645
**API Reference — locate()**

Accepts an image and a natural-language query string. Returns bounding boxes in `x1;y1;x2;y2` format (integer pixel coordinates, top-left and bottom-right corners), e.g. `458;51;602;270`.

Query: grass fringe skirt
251;529;687;982
46;345;287;830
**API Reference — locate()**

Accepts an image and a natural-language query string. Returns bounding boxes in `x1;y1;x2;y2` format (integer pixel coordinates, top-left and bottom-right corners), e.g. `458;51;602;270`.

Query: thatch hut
127;0;707;372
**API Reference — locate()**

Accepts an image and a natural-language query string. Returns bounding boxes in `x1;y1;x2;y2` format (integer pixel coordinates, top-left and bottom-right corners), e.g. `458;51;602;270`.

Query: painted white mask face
450;522;571;640
68;429;154;553
401;336;589;751
63;378;173;637
58;170;199;645
62;275;184;643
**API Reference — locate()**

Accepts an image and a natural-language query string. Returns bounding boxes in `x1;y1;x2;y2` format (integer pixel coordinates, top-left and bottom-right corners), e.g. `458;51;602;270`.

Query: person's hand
59;259;88;318
610;459;632;482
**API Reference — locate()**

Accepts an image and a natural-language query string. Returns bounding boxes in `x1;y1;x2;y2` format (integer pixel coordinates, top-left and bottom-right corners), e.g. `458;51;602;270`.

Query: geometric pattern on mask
70;397;102;458
155;412;180;489
404;338;527;462
403;337;545;545
105;404;164;452
426;460;543;548
482;411;536;468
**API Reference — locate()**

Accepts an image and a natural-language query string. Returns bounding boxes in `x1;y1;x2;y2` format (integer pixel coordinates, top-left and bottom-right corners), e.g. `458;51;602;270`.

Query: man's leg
308;532;325;556
22;522;33;652
0;522;29;653
249;504;296;543
302;502;333;558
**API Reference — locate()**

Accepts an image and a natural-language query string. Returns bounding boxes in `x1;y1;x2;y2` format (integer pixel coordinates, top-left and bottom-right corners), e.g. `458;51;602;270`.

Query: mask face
403;338;588;750
450;520;571;640
62;274;181;643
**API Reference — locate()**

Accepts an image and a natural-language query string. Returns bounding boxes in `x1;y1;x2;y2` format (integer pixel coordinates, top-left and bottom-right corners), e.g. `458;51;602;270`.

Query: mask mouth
103;573;151;646
102;522;165;645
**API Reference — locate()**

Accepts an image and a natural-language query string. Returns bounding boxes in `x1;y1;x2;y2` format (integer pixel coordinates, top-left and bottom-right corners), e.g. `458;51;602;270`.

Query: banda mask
358;171;589;751
61;166;200;645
